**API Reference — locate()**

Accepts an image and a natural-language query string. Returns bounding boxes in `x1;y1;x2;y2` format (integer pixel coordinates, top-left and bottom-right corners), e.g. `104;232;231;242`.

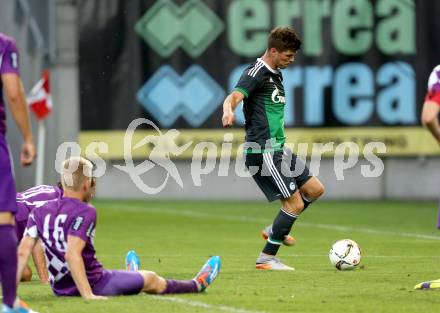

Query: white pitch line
298;221;440;241
101;203;440;241
282;254;440;259
153;296;268;313
99;253;440;259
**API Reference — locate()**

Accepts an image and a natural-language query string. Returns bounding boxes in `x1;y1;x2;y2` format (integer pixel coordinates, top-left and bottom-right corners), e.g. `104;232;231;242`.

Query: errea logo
271;85;285;104
135;0;224;58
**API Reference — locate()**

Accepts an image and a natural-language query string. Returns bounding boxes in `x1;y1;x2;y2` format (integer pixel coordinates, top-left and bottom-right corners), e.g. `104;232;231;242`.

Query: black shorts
244;149;312;202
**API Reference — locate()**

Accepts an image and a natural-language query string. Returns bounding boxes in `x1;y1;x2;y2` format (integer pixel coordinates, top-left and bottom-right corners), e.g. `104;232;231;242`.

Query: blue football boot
2;300;39;313
2;305;14;313
125;250;140;271
194;256;221;292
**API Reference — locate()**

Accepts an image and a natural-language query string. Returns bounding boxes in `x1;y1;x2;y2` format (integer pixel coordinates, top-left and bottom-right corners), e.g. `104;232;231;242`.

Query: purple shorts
92;270;144;296
0;136;17;214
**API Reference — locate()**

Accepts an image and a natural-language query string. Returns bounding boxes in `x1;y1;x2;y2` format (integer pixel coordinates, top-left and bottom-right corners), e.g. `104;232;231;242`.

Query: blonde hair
61;157;93;191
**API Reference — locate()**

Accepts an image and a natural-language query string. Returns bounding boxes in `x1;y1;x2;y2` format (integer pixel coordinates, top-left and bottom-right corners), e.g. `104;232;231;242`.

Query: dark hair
268;27;302;52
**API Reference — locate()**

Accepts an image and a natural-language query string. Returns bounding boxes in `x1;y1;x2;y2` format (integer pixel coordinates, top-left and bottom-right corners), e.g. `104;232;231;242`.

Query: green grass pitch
16;199;440;313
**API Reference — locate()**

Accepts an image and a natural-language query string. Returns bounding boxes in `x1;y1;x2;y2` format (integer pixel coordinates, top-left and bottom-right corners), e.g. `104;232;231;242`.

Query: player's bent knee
302;179;325;200
139;270;166;294
21;266;32;282
314;183;325;199
296;202;305;212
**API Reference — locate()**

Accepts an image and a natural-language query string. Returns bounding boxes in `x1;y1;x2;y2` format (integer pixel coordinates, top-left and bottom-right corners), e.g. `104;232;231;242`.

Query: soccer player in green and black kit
222;27;325;270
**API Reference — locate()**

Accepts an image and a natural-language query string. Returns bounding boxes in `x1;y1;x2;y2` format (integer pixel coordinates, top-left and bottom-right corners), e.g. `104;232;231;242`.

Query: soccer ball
329;239;361;270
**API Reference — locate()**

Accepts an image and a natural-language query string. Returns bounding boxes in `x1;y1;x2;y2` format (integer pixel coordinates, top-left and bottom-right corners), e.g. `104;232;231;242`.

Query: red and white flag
27;69;52;120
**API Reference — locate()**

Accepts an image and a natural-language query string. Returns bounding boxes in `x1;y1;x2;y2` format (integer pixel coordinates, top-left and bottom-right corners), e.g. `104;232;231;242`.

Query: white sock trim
280;208;299;219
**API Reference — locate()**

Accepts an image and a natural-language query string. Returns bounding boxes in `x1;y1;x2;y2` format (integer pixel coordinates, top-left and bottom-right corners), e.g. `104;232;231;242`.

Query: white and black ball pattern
329;239;362;270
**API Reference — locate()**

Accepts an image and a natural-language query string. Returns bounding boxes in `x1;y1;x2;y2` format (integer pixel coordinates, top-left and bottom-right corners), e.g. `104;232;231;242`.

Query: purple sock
161;279;198;294
0;225;18;307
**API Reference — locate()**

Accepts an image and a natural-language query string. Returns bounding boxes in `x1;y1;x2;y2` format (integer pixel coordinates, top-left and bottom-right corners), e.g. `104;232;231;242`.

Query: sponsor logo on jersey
271;85;286;104
10;52;18;69
72;216;84;231
86;222;95;237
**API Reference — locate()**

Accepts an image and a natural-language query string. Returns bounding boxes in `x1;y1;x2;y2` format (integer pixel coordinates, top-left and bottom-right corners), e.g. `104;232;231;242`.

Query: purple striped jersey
25;197;104;296
16;185;63;224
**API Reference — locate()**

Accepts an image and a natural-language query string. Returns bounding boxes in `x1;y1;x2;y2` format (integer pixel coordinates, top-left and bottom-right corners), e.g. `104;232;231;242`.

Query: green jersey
234;58;286;153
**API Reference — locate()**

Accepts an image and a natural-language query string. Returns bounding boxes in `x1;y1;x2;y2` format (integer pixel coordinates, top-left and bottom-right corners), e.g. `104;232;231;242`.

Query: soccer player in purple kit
17;157;220;299
15;184;63;283
0;32;37;313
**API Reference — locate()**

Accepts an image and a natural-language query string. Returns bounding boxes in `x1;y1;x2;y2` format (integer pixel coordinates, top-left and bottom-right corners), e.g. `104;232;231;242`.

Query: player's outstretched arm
65;235;107;300
17;235;37;284
421;100;440;145
2;73;35;166
32;239;49;284
222;91;244;127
